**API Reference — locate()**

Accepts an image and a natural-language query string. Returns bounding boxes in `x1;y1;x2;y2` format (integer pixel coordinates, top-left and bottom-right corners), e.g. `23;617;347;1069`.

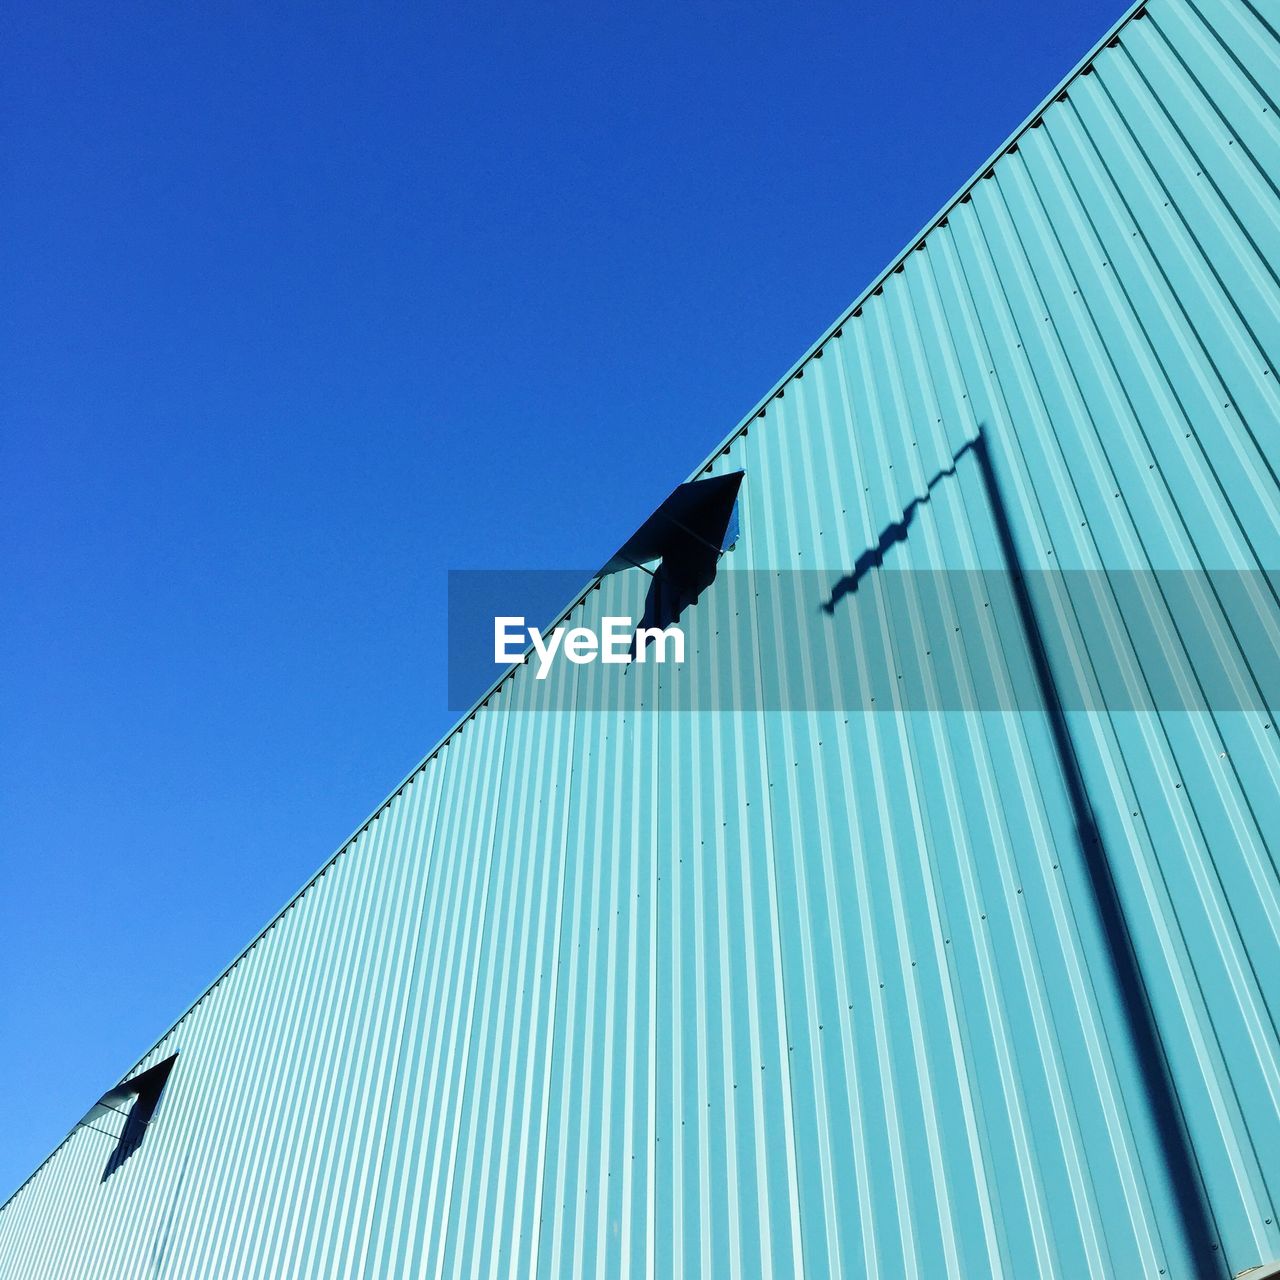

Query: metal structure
3;0;1278;1273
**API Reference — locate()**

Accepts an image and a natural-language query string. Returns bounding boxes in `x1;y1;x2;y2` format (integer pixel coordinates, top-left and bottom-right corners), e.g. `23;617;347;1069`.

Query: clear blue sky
1;0;1121;1202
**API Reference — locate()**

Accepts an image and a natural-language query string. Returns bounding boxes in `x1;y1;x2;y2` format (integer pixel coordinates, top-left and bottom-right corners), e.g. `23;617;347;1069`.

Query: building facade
3;0;1279;1274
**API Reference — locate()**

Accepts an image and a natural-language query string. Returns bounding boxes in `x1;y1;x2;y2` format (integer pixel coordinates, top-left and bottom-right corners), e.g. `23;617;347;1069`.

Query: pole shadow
822;425;1221;1273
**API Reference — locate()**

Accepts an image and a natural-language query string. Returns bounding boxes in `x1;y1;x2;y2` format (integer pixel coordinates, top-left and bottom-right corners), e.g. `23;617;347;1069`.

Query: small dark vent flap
79;1053;178;1182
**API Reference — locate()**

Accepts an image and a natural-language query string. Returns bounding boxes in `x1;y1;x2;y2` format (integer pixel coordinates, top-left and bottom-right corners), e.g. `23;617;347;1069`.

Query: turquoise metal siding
3;0;1278;1274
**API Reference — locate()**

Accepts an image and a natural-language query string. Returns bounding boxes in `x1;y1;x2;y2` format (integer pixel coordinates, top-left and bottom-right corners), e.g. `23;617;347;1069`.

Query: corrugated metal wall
3;0;1278;1274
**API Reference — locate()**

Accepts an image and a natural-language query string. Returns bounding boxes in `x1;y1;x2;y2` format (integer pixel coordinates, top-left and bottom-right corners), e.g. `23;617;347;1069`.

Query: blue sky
1;0;1121;1201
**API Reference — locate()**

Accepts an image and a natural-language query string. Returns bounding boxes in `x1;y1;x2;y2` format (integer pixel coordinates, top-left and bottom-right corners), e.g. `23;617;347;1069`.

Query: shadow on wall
821;437;977;614
821;425;1223;1274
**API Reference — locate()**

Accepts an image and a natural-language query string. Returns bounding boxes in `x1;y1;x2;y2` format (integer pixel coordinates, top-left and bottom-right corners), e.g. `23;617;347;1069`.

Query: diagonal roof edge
2;0;1150;1214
